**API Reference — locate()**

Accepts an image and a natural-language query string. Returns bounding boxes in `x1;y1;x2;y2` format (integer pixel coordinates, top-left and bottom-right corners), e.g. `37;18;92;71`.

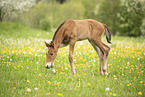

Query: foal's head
44;41;57;69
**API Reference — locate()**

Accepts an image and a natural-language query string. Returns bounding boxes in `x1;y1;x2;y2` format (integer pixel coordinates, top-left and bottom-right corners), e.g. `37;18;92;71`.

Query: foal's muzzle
45;62;51;69
46;65;50;69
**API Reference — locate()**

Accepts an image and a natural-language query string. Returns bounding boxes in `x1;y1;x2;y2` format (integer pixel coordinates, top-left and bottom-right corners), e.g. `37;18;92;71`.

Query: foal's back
66;19;105;41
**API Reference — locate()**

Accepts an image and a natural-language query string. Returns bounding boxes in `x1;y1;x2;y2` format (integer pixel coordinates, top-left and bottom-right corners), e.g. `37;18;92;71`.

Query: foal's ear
44;41;49;47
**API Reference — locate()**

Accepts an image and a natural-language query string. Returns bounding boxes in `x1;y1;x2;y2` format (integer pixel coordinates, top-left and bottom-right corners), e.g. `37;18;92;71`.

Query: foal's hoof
100;72;104;75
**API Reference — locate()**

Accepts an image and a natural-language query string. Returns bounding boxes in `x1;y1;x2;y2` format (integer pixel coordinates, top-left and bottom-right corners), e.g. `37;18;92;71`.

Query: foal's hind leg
89;40;110;75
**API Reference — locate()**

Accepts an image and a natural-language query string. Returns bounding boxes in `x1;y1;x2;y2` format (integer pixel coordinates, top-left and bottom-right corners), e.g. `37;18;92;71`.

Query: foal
44;19;111;75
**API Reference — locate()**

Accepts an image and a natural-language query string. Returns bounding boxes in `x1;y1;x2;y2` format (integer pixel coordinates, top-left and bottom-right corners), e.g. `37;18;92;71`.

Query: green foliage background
2;0;145;37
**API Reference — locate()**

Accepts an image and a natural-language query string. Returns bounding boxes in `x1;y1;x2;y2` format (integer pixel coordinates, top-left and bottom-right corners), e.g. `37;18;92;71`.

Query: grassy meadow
0;23;145;97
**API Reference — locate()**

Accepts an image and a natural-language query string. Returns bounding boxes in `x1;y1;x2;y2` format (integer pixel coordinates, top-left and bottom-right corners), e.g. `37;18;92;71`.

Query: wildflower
26;88;31;92
110;93;112;95
14;66;17;69
140;81;143;83
113;93;116;96
105;87;110;91
127;84;130;86
78;81;80;83
34;87;38;91
115;77;118;80
38;73;42;76
138;92;142;95
57;93;62;96
48;81;51;83
47;92;51;95
26;80;31;83
87;83;91;86
113;75;116;77
13;87;16;89
56;83;60;85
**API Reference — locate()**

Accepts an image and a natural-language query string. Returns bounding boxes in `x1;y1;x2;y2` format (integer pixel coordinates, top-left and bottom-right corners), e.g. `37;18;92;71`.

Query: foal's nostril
46;65;50;69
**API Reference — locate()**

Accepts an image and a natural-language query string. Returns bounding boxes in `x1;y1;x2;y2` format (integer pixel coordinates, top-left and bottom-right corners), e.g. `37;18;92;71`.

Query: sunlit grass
0;27;145;96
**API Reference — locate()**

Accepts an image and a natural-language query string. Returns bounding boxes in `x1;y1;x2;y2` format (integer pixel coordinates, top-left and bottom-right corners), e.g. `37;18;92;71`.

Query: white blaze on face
45;62;51;68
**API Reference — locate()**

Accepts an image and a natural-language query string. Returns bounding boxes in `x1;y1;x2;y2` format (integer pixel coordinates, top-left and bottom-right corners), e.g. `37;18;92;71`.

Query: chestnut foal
44;19;111;75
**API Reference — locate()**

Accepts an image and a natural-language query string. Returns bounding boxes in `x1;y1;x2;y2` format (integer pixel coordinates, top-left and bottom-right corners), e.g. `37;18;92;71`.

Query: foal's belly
77;30;90;41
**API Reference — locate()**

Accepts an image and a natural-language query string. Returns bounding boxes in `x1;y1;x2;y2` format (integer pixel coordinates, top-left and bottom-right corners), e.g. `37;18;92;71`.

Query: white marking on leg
96;46;104;75
103;57;108;76
71;64;76;75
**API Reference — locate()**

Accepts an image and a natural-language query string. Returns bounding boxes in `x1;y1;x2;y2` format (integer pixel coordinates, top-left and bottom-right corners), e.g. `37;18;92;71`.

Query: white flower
26;88;31;92
105;87;110;91
34;87;38;91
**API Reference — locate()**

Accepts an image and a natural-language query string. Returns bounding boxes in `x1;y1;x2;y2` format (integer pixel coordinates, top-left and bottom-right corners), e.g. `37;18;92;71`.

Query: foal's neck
52;34;64;50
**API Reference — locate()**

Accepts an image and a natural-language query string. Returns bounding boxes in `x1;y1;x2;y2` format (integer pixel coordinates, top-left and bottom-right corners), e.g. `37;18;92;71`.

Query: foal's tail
103;24;111;44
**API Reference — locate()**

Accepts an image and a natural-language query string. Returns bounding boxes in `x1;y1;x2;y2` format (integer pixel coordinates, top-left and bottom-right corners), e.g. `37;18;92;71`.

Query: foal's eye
50;53;53;56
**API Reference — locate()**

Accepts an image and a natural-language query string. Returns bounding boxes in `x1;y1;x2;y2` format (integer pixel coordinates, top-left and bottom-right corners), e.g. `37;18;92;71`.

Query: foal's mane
52;21;66;41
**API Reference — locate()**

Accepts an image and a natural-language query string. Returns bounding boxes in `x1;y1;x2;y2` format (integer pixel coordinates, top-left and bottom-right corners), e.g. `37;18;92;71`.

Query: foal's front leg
69;40;76;75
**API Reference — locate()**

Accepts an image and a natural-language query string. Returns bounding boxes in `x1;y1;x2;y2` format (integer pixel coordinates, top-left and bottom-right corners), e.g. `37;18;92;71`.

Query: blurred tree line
0;0;145;37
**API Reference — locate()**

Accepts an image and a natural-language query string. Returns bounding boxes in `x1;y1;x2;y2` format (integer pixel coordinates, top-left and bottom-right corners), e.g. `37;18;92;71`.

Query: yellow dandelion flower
110;93;112;95
113;75;116;77
138;92;142;95
47;92;51;95
26;80;31;83
57;93;62;96
87;83;91;86
113;93;116;96
14;66;17;69
48;81;51;83
38;73;42;76
56;83;60;85
78;81;80;83
140;81;143;83
127;84;130;86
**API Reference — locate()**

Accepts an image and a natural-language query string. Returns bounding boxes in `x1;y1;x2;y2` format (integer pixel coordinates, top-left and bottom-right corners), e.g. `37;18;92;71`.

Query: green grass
0;22;145;97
